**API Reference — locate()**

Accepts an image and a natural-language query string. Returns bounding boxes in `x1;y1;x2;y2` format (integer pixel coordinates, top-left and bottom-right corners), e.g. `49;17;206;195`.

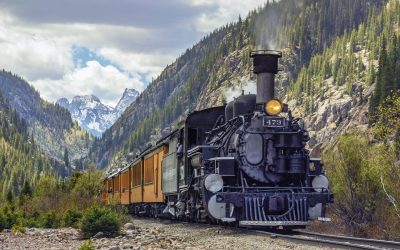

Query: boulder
123;223;135;231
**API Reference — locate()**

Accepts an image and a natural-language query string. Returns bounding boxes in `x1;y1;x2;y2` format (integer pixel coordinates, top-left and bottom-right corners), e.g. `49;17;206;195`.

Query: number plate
263;117;285;128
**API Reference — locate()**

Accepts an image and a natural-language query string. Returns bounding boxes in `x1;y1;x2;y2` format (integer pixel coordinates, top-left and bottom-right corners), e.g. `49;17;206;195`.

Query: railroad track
253;229;400;250
135;216;400;249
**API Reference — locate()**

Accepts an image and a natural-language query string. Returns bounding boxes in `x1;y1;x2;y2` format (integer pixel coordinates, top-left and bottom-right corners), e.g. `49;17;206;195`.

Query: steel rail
132;216;400;249
296;231;400;250
251;230;400;250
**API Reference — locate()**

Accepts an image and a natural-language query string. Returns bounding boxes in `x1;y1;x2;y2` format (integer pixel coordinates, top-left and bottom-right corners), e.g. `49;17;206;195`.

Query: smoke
224;79;256;102
252;0;289;50
254;6;281;50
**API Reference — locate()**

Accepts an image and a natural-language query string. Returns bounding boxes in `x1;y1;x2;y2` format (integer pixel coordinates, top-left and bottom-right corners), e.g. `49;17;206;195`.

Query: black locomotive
159;50;333;228
105;50;333;229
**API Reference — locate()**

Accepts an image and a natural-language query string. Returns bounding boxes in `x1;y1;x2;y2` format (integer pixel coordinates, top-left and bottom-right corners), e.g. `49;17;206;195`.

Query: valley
0;0;399;243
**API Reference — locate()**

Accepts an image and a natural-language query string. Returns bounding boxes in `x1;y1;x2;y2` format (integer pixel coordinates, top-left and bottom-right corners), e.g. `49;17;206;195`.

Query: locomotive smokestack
250;50;282;104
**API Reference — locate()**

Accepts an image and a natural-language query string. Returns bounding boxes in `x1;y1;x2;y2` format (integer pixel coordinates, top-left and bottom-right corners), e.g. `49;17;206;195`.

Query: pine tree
21;180;32;197
64;148;70;168
6;190;13;203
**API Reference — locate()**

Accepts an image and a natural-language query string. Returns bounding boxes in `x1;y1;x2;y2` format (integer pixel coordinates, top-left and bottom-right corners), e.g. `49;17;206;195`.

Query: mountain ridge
57;88;139;137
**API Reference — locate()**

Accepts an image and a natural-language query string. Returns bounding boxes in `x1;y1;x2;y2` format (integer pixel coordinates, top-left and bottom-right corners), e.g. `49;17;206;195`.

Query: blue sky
0;0;266;106
72;46;116;69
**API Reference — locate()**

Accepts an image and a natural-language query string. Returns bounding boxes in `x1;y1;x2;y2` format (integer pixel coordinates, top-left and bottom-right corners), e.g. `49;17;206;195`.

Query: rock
125;229;136;237
108;246;120;250
93;231;105;239
123;223;135;231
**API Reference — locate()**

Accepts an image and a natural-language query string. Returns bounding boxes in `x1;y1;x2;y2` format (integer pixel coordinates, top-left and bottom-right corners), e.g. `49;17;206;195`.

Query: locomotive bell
250;50;282;104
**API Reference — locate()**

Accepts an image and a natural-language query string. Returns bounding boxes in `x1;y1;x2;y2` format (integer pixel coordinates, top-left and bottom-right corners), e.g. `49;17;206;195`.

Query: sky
0;0;266;107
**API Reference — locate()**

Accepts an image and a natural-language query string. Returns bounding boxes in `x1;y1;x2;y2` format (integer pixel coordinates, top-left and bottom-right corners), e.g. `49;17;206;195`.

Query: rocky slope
0;89;55;195
0;70;91;175
57;89;138;137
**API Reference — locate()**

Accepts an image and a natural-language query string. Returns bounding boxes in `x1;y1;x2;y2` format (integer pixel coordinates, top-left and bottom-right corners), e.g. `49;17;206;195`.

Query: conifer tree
6;190;13;203
64;148;70;168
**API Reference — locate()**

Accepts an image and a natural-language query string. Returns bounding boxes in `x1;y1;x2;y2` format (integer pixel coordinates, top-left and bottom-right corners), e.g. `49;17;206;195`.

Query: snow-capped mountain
57;89;139;137
115;88;139;115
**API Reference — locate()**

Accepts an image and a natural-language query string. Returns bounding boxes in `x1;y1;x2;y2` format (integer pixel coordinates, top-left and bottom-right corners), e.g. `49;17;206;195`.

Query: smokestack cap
250;50;282;74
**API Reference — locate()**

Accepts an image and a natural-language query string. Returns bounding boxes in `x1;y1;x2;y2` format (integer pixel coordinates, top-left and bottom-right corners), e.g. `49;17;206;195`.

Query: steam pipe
250;50;282;104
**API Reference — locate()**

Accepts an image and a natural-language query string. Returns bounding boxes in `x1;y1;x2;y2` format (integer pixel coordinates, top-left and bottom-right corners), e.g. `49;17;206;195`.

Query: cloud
0;26;73;81
0;0;207;29
32;61;144;107
0;0;267;106
97;48;176;82
190;0;266;32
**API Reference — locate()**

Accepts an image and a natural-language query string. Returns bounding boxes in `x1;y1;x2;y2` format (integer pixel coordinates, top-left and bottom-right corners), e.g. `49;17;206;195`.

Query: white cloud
0;0;268;106
98;48;176;82
0;26;73;81
190;0;266;32
32;61;144;107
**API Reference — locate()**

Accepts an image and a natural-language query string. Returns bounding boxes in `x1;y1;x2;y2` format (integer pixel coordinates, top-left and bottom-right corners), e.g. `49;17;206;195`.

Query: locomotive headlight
204;174;224;193
265;99;283;116
312;175;329;192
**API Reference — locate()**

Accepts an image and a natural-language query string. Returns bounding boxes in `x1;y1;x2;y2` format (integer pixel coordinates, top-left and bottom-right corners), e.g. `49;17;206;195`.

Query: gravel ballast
0;217;334;249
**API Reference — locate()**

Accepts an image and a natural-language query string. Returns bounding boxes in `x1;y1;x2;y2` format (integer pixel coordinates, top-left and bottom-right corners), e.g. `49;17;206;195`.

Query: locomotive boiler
103;50;333;229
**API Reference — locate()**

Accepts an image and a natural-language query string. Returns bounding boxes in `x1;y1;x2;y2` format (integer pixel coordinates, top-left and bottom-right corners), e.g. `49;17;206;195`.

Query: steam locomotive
103;50;333;229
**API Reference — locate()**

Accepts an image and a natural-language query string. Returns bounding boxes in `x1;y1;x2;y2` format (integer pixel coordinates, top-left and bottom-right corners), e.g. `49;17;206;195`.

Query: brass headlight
265;99;283;116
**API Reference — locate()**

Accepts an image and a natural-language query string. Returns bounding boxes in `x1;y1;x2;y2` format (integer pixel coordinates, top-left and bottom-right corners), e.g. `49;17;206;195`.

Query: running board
239;221;310;226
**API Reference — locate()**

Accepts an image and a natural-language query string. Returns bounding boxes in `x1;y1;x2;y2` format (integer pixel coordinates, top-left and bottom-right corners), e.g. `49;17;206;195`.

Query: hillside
0;89;55;198
286;0;400;154
90;0;385;168
0;71;92;175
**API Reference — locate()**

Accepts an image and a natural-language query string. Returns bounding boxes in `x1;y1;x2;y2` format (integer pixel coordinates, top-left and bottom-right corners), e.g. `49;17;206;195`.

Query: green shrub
62;207;83;228
80;205;120;238
0;211;6;231
11;224;26;234
0;204;17;230
38;210;59;228
24;217;39;228
324;134;384;236
79;240;95;250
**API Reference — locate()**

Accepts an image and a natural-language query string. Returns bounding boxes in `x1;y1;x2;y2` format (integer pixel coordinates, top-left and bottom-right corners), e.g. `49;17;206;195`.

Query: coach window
144;156;154;184
132;163;142;187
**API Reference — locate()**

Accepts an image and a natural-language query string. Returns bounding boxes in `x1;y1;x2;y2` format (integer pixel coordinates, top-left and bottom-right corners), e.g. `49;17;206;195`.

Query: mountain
57;95;115;137
57;88;138;137
0;89;55;197
0;70;92;175
90;0;384;168
115;88;139;115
